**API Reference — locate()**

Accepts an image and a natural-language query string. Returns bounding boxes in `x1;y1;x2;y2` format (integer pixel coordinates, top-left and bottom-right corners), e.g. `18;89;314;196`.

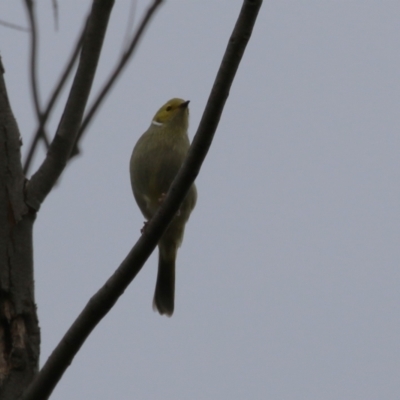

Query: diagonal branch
21;1;263;399
25;0;115;212
69;0;164;159
23;15;89;176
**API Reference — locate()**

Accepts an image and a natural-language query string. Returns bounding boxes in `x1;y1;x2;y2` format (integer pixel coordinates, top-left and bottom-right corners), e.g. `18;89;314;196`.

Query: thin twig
0;18;29;32
25;0;115;212
24;0;42;121
52;0;59;31
23;15;89;176
70;0;163;159
123;0;138;51
21;1;263;399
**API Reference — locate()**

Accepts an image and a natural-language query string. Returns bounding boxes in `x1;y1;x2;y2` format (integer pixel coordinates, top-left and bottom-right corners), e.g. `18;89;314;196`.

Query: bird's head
152;98;190;130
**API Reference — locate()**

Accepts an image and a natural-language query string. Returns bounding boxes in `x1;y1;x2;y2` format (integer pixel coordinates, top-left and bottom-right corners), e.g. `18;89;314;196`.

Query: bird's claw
141;221;149;234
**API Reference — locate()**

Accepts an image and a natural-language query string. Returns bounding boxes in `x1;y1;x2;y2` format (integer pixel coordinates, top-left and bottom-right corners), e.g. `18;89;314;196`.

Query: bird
130;98;197;316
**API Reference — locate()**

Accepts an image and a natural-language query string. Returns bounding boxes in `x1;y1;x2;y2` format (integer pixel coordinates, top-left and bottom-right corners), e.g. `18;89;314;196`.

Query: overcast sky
1;1;400;399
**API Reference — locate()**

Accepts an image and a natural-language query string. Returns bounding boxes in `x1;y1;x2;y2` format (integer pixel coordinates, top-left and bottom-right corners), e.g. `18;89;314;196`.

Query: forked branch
25;0;115;211
23;15;89;176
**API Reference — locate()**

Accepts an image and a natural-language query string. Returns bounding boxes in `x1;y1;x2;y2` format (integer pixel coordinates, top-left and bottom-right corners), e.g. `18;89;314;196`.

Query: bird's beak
180;100;190;109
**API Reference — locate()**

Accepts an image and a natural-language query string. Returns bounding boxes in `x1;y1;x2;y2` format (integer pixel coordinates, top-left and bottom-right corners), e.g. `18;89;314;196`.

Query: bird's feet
140;221;149;234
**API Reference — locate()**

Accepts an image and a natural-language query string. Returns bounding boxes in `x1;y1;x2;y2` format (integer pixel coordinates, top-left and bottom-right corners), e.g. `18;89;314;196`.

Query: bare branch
70;0;163;159
21;1;263;399
25;0;115;212
24;0;42;120
23;15;89;176
0;19;29;32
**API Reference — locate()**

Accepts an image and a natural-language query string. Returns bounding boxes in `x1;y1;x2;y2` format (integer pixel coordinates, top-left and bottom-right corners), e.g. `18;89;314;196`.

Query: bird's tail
153;243;176;316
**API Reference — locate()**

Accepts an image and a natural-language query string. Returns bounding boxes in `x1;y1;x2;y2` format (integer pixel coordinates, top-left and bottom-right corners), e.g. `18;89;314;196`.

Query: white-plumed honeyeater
130;98;197;316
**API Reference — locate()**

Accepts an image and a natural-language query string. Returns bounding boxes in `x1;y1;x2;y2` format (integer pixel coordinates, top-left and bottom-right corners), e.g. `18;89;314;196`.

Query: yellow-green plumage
130;98;197;316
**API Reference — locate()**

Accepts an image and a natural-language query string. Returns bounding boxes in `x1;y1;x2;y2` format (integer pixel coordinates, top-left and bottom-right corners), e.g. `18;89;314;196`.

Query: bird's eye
166;106;172;111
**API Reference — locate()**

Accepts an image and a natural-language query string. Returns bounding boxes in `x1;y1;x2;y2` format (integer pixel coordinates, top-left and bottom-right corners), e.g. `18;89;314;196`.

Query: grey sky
1;1;400;399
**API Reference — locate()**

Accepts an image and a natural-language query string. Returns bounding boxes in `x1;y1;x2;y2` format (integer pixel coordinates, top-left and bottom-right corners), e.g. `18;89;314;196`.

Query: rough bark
0;57;40;399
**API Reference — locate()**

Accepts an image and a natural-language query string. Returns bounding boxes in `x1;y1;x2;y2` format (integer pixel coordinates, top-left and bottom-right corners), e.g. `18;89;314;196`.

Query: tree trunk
0;57;40;399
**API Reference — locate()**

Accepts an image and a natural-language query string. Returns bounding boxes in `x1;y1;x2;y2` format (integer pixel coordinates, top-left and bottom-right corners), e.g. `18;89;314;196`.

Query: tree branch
23;15;89;176
21;1;263;399
25;0;115;212
70;0;164;159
